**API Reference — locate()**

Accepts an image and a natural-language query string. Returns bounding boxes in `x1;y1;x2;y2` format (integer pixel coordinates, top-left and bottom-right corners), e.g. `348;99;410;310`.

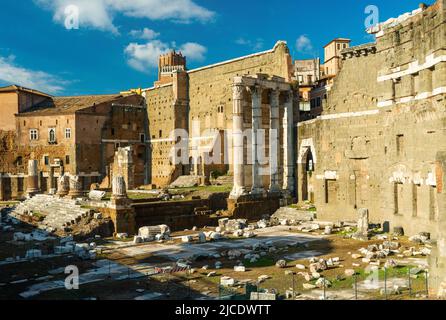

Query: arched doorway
189;157;195;175
301;148;314;202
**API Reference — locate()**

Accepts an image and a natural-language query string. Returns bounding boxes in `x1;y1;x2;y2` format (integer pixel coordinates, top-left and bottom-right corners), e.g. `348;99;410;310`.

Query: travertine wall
297;0;446;238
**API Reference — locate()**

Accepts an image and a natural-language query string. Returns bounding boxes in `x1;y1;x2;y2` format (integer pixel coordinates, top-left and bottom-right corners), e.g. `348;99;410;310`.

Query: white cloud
235;37;264;51
124;40;207;72
296;35;314;54
178;42;207;62
34;0;215;34
0;55;68;94
129;28;160;40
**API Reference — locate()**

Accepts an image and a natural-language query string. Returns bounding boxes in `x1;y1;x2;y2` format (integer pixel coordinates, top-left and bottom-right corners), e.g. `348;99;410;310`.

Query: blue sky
0;0;428;96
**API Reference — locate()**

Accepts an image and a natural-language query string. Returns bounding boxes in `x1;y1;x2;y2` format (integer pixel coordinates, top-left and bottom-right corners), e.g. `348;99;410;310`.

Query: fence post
408;267;412;297
323;277;326;300
384;268;388;300
354;274;358;300
292;272;296;300
425;270;429;297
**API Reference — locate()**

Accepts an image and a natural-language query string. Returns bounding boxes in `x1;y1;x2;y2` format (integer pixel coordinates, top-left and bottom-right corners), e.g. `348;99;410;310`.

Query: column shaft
230;83;247;199
283;91;295;192
269;89;281;193
251;85;265;195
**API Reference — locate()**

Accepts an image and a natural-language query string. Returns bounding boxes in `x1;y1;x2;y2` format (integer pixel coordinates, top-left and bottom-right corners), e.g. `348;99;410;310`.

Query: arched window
49;128;56;143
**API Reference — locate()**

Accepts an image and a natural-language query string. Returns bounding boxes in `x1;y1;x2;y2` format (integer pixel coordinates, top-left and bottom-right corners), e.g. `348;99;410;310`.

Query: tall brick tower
156;50;187;86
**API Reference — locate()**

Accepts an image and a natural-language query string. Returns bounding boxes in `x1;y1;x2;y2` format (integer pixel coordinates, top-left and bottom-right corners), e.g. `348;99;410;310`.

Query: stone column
282;91;295;193
269;89;281;193
352;208;370;241
26;160;39;197
230;83;248;199
112;175;127;200
250;85;265;195
110;175;135;235
68;175;84;198
56;175;69;197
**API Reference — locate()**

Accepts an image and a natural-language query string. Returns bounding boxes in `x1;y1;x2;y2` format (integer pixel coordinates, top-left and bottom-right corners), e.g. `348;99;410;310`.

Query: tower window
29;129;38;141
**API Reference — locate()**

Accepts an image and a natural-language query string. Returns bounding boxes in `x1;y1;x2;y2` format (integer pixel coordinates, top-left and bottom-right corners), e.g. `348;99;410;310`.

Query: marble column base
230;186;248;199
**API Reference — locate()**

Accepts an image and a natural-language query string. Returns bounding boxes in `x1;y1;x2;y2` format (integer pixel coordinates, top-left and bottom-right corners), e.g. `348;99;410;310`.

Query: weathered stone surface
275;260;287;268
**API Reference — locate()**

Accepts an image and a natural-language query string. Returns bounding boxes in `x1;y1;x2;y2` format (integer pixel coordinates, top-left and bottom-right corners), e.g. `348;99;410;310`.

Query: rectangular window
65;128;71;139
412;184;418;217
140;133;146;143
159;130;163;138
29;129;38;141
44;156;49;166
65;155;70;165
396;134;405;157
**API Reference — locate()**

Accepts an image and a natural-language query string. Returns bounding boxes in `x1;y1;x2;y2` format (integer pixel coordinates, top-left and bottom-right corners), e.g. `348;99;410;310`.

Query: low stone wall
132;193;228;232
227;194;281;221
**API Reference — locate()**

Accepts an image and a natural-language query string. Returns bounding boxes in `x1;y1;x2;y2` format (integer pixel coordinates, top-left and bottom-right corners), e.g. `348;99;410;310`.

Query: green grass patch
169;185;232;194
127;192;158;200
243;257;275;268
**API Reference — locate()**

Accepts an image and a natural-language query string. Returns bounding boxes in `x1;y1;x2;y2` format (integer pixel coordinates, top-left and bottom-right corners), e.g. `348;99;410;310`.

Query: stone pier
105;175;136;236
26;160;39;197
57;175;70;197
68;175;84;198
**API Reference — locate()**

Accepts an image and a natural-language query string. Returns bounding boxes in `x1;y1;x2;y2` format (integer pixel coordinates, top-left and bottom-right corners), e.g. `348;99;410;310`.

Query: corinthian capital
232;84;245;100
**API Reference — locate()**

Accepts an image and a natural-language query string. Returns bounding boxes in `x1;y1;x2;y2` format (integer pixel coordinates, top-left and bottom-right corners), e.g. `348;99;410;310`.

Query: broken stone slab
234;266;246;272
315;278;331;288
207;272;217;277
139;225;170;238
244;231;256;238
257;275;270;283
209;232;222;241
88;190;106;201
324;226;333;235
116;233;128;239
345;269;356;277
133;236;144;244
275;260;287;268
296;264;306;270
303;283;317;290
250;292;276;300
220;277;235;287
181;235;193;243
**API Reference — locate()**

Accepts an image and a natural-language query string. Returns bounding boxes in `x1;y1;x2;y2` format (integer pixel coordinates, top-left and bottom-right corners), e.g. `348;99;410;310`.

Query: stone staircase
11;194;92;231
211;175;233;186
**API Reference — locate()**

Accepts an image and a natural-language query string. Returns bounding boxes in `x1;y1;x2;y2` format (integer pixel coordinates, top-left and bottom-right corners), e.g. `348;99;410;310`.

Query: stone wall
132;193;228;231
227;194;281;220
297;0;446;238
